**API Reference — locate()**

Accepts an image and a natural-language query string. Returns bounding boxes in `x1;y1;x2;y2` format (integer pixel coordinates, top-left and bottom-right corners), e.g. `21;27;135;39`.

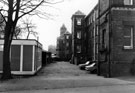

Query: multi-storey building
71;10;87;65
98;0;135;77
71;0;135;77
85;5;99;62
56;24;72;61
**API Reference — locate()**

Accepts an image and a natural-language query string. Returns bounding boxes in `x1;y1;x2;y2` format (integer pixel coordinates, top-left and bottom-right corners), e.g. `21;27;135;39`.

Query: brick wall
110;9;135;76
99;8;135;77
72;14;87;64
99;0;109;15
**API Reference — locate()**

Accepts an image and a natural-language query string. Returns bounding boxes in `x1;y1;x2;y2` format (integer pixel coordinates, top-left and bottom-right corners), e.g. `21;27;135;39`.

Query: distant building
48;45;56;55
56;24;72;61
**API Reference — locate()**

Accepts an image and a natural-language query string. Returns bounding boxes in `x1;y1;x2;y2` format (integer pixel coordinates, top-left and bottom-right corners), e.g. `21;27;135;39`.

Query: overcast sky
32;0;98;50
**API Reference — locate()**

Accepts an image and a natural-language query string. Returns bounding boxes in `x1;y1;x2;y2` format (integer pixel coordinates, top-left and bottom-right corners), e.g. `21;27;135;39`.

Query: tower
60;24;67;36
71;10;87;65
57;24;72;61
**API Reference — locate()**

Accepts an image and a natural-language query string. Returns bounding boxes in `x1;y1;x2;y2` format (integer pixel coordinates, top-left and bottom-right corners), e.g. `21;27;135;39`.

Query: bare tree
14;25;22;39
0;13;5;38
0;0;63;80
21;18;38;39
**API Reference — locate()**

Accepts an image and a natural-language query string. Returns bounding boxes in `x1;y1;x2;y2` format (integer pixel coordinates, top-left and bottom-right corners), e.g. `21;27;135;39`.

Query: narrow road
0;61;135;93
37;61;90;77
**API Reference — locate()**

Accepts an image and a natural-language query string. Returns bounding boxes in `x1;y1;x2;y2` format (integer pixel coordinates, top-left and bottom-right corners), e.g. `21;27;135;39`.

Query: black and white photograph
0;0;135;93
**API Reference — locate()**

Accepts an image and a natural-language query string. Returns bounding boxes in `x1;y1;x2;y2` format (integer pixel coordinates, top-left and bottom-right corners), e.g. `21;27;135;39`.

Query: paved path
0;62;135;93
37;61;89;77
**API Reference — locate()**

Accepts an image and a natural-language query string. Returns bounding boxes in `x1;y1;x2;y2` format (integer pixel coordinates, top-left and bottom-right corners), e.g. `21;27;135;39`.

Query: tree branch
18;0;44;19
0;0;8;5
14;0;20;23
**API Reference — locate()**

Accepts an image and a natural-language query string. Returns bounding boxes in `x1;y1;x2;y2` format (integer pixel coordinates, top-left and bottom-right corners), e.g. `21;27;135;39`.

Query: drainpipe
108;0;111;78
97;0;100;76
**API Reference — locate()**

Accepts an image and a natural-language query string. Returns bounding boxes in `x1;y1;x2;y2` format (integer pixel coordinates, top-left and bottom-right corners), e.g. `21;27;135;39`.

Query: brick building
71;0;135;77
98;0;135;77
56;24;72;61
71;10;87;65
85;5;99;62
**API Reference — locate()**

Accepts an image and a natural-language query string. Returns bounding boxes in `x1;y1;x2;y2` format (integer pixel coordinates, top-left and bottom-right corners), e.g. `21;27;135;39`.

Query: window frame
124;0;133;5
77;45;81;53
66;35;69;39
123;26;134;49
77;31;81;39
76;18;82;25
66;42;69;47
102;29;106;48
0;44;3;51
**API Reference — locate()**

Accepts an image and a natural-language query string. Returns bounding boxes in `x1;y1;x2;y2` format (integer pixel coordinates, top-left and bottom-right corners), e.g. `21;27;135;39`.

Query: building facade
98;0;135;77
71;0;135;77
71;10;87;65
56;24;72;61
85;5;99;62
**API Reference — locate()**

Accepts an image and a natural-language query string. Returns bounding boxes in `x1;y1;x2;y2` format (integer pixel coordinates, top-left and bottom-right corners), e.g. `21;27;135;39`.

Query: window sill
123;46;133;49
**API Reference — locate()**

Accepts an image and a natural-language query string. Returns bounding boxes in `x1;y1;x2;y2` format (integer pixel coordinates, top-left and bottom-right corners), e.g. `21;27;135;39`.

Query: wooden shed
0;39;42;75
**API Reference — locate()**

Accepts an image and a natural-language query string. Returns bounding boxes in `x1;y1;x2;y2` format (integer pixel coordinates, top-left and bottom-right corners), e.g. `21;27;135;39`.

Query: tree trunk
1;26;13;80
1;0;14;80
1;16;13;80
27;32;30;39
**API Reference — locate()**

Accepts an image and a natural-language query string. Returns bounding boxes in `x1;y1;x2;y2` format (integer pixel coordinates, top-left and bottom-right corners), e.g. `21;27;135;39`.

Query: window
77;45;81;53
0;45;3;51
95;10;98;19
89;17;91;25
66;43;69;47
62;40;65;44
91;30;93;38
124;26;133;49
93;12;95;22
96;26;98;36
124;0;133;5
102;29;106;48
76;18;81;25
77;31;81;39
84;33;87;39
66;35;69;39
